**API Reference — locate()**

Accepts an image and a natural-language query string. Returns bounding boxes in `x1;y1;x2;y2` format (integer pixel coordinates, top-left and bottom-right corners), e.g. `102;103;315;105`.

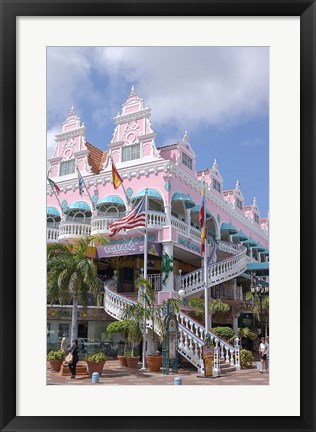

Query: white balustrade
104;285;241;374
91;216;121;235
58;222;91;240
47;228;59;242
147;211;166;229
177;241;247;296
171;216;189;233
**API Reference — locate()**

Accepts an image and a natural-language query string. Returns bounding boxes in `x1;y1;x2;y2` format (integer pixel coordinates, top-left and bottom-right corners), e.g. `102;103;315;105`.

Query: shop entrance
118;267;135;293
78;322;88;339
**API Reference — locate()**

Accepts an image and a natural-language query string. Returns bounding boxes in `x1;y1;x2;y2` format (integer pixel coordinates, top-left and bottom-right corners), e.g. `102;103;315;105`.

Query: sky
47;47;269;216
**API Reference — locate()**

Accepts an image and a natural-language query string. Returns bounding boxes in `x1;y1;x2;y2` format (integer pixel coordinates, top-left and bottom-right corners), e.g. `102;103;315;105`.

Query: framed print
1;1;315;431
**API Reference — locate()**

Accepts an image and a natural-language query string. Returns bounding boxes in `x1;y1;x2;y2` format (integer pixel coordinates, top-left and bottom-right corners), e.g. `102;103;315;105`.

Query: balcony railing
58;221;91;240
148;273;162;292
47;227;59;243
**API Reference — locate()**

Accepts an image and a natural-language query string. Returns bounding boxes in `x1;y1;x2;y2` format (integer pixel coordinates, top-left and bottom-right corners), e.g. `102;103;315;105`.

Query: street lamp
250;280;269;337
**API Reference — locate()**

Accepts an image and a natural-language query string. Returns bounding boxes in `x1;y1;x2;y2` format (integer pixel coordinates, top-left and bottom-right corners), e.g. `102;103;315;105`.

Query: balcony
91;210;166;237
58;217;91;243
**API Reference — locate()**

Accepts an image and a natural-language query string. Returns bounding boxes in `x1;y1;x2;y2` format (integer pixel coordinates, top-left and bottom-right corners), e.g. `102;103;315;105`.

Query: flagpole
203;175;209;335
141;189;149;370
47;176;64;219
76;166;95;212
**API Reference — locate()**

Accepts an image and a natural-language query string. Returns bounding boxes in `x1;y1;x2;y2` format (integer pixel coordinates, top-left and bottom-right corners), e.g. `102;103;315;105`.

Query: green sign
238;313;253;327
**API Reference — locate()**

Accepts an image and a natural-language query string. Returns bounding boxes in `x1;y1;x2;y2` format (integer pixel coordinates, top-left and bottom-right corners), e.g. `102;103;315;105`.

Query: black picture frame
0;1;315;431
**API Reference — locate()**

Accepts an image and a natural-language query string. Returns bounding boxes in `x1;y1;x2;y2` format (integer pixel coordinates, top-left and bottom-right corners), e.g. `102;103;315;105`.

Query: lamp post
250;280;269;337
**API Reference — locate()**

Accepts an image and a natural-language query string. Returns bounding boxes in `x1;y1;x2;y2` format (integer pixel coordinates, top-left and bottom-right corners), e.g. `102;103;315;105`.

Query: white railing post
212;338;221;377
234;338;241;370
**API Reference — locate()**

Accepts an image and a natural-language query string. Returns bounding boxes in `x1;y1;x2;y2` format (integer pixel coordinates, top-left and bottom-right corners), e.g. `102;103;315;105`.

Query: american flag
108;196;146;237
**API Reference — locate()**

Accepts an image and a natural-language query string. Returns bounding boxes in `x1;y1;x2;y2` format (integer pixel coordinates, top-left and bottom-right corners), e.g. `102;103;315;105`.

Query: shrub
85;352;106;363
240;349;253;368
211;326;235;341
124;351;132;358
47;350;66;361
106;321;130;335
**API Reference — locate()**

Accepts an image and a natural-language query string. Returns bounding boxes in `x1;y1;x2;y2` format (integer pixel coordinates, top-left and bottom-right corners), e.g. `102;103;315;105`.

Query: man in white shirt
258;337;268;373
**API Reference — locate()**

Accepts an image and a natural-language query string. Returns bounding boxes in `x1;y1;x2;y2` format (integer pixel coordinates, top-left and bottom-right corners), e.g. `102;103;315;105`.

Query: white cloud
47;46;269;137
47;125;60;159
93;47;269;131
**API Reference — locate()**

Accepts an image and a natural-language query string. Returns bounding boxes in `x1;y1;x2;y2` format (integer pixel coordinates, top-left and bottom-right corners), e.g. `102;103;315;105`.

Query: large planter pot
126;356;140;369
117;355;127;367
87;361;105;376
49;360;63;372
146;355;162;373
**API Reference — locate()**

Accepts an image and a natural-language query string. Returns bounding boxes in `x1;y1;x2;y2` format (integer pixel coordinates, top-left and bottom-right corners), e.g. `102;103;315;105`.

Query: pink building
47;88;269;369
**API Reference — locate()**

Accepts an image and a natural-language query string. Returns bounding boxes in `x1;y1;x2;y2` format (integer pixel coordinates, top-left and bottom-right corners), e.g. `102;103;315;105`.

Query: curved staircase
103;240;246;375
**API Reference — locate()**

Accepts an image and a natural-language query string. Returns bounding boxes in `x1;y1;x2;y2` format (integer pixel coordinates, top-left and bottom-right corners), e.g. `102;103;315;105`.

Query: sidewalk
47;360;269;385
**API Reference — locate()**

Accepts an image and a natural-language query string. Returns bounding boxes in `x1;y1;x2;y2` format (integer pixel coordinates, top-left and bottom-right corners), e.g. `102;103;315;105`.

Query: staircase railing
104;286;240;373
177;241;247;297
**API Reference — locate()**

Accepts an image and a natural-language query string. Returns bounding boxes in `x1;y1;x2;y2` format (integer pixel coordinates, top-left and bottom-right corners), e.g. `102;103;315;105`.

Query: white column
165;204;172;226
162;242;174;292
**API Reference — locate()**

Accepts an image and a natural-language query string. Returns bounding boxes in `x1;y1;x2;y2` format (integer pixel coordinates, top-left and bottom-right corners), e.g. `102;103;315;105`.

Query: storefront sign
178;236;200;254
97;241;161;258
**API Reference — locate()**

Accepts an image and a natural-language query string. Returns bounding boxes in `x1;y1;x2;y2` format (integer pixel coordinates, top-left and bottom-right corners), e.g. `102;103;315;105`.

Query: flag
108;196;146;237
199;183;205;227
201;225;206;255
47;177;60;193
112;160;123;190
77;169;84;196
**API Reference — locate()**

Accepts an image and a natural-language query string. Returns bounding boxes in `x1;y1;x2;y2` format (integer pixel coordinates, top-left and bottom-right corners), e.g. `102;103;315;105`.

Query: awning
252;243;265;252
96;195;125;208
246;262;269;276
131;188;164;203
171;192;196;209
243;237;257;247
190;204;212;219
65;201;92;212
47;207;61;217
232;230;248;241
262;249;270;255
220;223;238;235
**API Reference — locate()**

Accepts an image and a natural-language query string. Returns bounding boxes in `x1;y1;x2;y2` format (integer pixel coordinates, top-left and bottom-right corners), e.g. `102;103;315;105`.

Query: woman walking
67;339;80;379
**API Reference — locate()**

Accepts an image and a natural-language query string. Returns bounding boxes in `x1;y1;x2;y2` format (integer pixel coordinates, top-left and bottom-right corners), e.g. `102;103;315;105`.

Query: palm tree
47;236;105;341
188;297;230;324
124;277;182;355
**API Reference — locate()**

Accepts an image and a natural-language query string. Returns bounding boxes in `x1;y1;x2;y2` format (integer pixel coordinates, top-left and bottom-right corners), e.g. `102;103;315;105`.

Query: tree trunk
71;296;79;341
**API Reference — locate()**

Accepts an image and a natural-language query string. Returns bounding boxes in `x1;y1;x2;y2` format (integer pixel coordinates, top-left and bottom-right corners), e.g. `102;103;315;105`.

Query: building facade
47;88;269;360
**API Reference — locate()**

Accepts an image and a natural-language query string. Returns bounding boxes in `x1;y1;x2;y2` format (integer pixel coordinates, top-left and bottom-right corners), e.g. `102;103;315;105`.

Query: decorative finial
236;179;240;189
130;85;136;97
212;159;217;169
182;131;189;142
253;196;257;205
69;105;75;116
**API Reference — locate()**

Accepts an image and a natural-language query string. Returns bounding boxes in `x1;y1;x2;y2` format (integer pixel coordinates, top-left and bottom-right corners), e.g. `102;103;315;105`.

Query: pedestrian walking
67;339;80;379
258;337;268;373
60;334;68;352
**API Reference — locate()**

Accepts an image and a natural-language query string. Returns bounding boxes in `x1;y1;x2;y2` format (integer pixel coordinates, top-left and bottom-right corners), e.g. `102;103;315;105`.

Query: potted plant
124;277;182;373
47;349;66;372
124;350;140;368
84;352;106;376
